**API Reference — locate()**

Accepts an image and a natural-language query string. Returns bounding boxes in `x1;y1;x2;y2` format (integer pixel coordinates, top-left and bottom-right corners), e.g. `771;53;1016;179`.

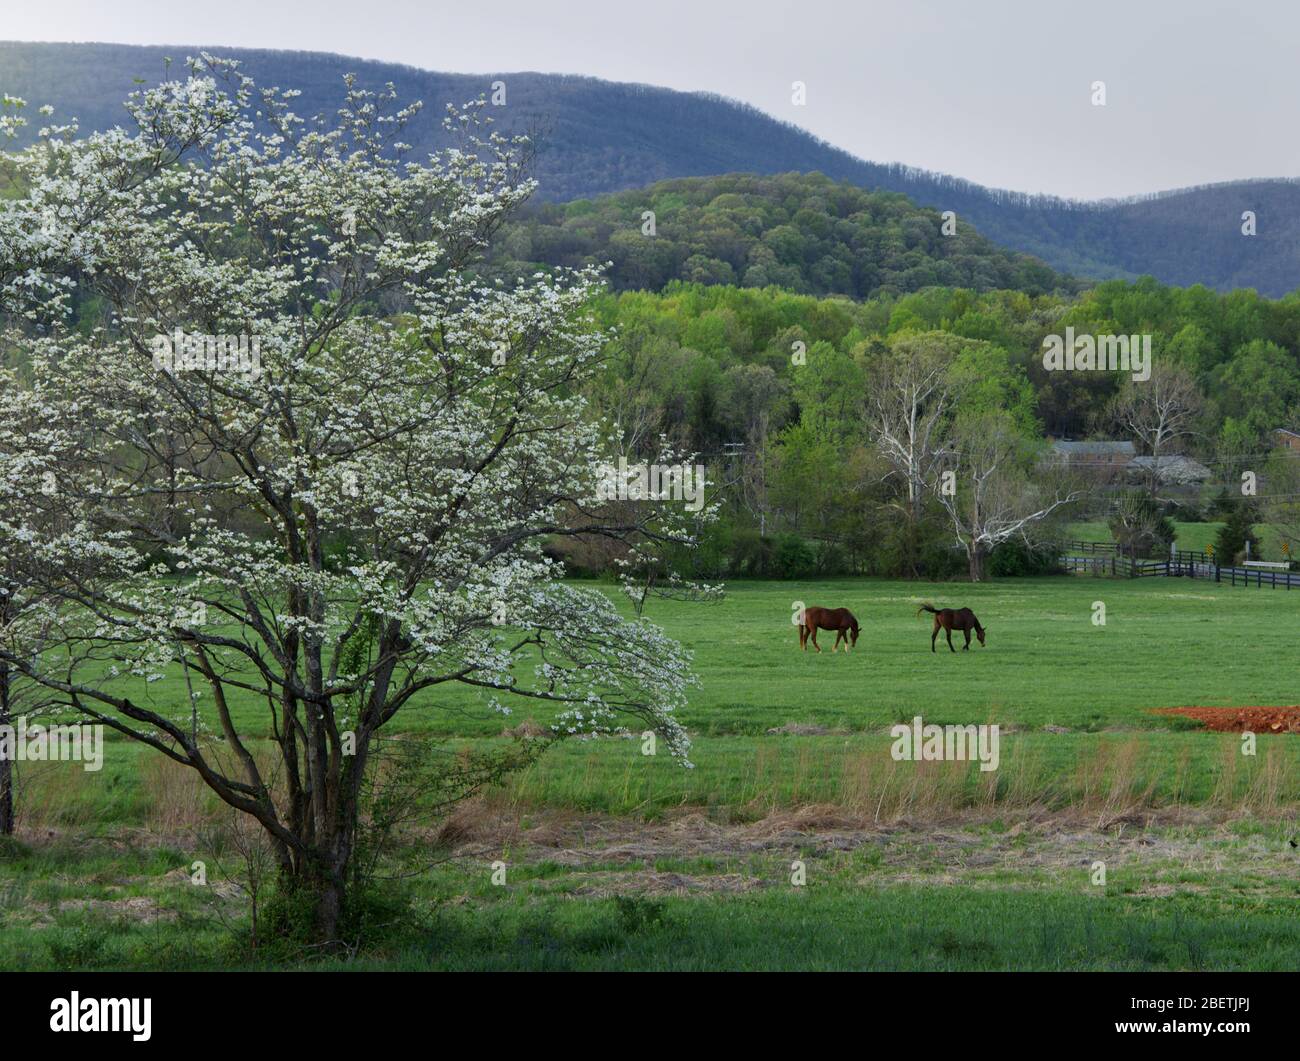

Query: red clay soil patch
1155;706;1300;734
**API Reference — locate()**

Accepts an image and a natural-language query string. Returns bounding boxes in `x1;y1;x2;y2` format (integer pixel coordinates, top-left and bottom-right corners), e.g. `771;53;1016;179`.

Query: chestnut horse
798;606;860;653
917;603;986;653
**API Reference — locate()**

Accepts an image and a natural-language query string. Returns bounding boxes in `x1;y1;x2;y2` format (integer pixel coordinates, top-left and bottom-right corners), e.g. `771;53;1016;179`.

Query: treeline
588;278;1300;448
1046;277;1300;442
563;279;1300;579
493;173;1076;301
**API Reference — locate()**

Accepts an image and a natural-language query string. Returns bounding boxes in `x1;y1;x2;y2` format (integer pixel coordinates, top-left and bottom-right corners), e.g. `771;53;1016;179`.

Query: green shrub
988;539;1060;577
1214;505;1261;564
771;533;815;579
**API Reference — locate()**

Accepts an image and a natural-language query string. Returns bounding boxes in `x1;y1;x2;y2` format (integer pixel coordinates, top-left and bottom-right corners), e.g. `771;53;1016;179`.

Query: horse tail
916;602;938;617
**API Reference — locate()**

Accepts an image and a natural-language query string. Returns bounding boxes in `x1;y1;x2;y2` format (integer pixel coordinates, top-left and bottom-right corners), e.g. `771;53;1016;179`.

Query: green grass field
91;573;1300;737
3;575;1299;970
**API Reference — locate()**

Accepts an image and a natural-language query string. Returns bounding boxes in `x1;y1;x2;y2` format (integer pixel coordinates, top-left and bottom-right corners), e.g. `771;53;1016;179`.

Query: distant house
1050;440;1136;470
1274;428;1300;454
1127;455;1212;485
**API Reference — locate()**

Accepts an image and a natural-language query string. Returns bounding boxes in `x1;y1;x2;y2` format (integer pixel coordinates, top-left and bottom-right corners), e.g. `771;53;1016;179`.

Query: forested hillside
494;173;1075;299
4;41;1300;294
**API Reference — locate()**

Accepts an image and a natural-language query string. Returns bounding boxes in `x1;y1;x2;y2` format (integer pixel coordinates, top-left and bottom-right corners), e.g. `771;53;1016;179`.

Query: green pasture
79;575;1300;740
13;576;1300;821
6;574;1300;971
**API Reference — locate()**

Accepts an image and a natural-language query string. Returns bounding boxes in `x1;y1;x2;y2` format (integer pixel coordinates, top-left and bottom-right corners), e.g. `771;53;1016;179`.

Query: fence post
1215;564;1220;584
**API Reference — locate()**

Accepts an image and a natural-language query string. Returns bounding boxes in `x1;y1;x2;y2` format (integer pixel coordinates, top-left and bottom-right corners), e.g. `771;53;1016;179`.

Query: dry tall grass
493;731;1300;825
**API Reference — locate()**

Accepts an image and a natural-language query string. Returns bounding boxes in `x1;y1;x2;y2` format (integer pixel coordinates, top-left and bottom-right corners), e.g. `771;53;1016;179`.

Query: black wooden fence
1218;564;1300;589
1058;543;1300;589
1060;539;1118;556
1059;554;1175;578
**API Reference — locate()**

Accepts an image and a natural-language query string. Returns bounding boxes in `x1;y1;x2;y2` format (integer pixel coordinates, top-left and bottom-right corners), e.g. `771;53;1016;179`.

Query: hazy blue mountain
2;41;1297;294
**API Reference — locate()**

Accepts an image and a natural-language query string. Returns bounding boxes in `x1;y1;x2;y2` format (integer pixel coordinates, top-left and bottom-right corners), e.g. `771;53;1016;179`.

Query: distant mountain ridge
3;40;1298;295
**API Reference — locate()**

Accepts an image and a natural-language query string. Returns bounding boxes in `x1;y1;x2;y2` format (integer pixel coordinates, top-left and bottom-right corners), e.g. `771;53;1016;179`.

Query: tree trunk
968;544;988;582
904;514;920;579
278;752;363;947
0;757;11;837
277;844;351;946
305;864;346;943
0;663;13;836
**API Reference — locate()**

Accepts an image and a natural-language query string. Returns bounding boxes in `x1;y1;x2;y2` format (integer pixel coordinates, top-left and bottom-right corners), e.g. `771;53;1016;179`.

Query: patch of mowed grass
11;891;1292;971
640;576;1300;734
0;837;227;972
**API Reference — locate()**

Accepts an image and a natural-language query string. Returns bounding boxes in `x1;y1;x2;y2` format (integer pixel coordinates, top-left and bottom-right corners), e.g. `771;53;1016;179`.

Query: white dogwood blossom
0;56;698;935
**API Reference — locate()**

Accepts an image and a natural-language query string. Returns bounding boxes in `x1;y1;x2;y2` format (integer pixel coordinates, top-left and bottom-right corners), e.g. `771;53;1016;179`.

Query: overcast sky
6;0;1296;200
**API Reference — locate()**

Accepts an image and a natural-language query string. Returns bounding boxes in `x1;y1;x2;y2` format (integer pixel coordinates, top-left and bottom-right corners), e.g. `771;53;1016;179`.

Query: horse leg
931;619;939;653
799;625;807;651
963;629;971;651
831;630;841;652
810;628;821;653
946;627;955;653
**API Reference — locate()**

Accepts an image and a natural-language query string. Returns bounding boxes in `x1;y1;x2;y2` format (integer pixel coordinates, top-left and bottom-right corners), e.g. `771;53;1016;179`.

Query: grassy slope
1069;520;1289;558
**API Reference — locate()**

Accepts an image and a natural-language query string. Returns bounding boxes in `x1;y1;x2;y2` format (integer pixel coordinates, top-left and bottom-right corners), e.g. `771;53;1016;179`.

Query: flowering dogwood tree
0;59;699;941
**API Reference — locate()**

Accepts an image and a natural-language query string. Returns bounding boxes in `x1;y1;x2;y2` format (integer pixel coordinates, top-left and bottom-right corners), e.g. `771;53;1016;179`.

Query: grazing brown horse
917;603;986;653
798;606;860;653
